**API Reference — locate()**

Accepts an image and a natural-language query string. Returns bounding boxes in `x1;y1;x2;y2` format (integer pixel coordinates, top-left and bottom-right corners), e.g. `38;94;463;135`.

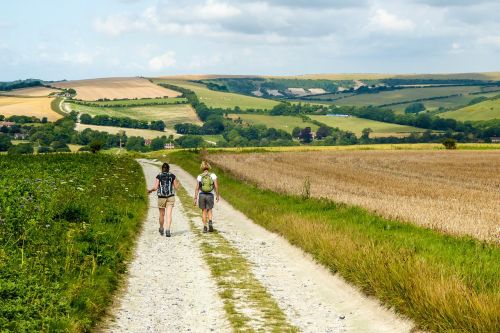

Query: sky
1;0;500;81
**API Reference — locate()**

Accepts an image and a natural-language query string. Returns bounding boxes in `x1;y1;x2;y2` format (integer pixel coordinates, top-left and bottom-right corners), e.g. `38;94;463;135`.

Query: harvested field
0;86;59;97
0;96;61;121
209;150;500;241
52;77;181;101
75;123;178;139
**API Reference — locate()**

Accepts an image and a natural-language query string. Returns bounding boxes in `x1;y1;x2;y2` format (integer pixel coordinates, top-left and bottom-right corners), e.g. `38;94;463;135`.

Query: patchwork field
67;103;201;127
439;99;500;121
75;123;178;138
277;72;500;80
53;77;181;101
208;150;500;241
0;86;59;97
73;97;187;107
228;114;318;133
315;86;484;106
153;79;279;110
0;96;62;121
310;115;426;136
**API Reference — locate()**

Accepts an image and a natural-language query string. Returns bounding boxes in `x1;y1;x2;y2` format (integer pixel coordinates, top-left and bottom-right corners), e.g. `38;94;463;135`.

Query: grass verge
176;185;297;332
50;97;67;117
166;150;500;332
0;154;147;331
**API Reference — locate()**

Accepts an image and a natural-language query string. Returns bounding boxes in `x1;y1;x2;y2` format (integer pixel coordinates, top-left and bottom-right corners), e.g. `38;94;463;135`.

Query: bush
89;140;104;154
442;138;457;149
0;134;12;151
37;146;52;154
8;143;34;155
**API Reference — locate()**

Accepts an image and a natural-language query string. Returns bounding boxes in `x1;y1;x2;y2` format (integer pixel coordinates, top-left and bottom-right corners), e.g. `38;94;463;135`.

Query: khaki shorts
158;196;175;208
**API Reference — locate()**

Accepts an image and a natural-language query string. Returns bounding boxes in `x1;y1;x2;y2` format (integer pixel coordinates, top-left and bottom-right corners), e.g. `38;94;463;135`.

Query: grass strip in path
176;184;297;332
164;150;500;333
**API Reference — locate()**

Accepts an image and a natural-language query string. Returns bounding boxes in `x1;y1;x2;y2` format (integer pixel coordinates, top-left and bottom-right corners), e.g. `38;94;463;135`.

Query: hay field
439;99;500;121
228;114;318;133
0;86;59;97
52;77;181;101
153;79;279;110
67;103;201;126
310;115;425;136
75;123;178;139
209;150;500;241
0;96;62;121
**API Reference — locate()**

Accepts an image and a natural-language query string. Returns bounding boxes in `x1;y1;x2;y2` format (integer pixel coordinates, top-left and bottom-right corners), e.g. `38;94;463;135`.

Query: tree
90;140;104;153
298;127;313;143
442;138;457;150
150;137;167;151
8;143;34;155
405;102;425;114
361;128;373;141
0;134;12;151
175;135;205;148
51;141;71;152
41;117;48;124
125;136;146;152
316;126;333;139
292;127;301;138
80;114;93;124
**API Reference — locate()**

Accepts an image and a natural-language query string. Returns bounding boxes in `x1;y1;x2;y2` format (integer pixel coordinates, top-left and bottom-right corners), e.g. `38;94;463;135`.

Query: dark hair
162;163;170;173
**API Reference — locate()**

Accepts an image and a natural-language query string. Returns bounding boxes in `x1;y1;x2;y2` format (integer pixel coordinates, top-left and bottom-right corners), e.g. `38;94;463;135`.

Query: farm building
490;137;500;143
164;143;175;149
0;121;16;127
326;114;350;117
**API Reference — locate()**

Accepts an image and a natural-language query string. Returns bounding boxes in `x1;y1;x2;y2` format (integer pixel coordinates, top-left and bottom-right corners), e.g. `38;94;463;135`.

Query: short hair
200;161;211;171
162;163;170;172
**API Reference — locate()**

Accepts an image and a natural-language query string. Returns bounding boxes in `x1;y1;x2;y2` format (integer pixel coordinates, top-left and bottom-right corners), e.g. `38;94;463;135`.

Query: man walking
194;161;219;233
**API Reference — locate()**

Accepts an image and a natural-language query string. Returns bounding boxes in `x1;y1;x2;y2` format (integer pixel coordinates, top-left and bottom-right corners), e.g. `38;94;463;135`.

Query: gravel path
171;164;415;333
104;161;230;333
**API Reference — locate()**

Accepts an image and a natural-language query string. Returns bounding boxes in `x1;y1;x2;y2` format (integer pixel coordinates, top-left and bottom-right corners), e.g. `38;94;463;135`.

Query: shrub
442;138;457;149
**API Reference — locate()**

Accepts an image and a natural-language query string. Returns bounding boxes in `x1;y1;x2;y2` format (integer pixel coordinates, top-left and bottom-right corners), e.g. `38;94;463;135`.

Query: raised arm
148;178;159;194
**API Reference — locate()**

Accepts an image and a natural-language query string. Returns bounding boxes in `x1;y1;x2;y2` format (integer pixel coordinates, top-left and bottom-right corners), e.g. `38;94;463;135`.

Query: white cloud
477;35;500;48
60;52;94;65
193;0;241;20
149;51;176;70
369;9;415;32
94;14;146;37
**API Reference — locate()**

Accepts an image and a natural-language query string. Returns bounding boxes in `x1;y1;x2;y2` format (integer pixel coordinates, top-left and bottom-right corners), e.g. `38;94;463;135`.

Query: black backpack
158;172;175;197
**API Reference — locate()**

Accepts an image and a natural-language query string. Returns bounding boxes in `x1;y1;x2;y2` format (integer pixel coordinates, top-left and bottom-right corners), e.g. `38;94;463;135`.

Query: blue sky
1;0;499;81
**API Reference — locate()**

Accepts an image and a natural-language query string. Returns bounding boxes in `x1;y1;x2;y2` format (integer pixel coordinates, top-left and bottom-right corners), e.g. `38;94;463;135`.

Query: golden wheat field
75;123;178;139
209;150;500;241
0;86;59;97
52;77;181;101
0;96;61;121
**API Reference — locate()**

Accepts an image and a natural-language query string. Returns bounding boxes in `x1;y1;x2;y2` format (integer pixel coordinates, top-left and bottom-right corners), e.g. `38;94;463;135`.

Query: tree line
79;114;166;131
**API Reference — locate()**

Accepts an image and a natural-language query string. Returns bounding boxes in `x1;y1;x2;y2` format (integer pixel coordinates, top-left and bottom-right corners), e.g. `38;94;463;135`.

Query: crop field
0;154;147;331
309;115;425;136
67;103;201;127
0;96;62;121
152;79;279;110
75;123;178;138
314;86;484;106
72;97;187;107
439;99;500;121
208;150;500;241
0;86;59;97
228;114;318;133
52;77;181;101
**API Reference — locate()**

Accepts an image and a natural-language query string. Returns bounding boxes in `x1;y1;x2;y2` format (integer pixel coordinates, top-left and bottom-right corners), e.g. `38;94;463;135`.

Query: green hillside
439;99;500;121
229;114;318;133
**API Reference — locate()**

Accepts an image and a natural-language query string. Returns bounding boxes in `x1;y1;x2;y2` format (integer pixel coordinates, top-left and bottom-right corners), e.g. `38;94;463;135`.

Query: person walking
194;161;219;233
148;162;180;237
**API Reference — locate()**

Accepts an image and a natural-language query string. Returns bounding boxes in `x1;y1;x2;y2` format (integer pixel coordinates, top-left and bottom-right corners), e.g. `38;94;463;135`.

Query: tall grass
0;154;147;331
166;150;500;332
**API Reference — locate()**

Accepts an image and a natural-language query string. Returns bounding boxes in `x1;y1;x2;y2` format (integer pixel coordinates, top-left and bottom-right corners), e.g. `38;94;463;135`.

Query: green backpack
200;173;214;193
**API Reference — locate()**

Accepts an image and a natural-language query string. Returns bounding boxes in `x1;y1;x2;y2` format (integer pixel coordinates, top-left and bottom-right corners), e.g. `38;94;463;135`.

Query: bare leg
159;208;165;229
207;209;213;222
202;209;208;225
166;205;173;230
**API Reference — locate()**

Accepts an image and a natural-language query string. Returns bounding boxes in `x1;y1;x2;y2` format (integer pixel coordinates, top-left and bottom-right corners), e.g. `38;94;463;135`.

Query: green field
73;97;187;107
153;79;279;110
439;99;500;121
310;115;426;136
229;114;318;133
0;154;147;331
313;86;484;106
67;102;202;127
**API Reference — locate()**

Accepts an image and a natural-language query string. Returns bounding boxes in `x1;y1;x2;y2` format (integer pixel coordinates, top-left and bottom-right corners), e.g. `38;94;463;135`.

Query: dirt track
104;160;414;332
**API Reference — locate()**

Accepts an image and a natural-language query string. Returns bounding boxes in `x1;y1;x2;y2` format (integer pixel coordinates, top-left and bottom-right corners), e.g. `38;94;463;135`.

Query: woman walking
148;162;180;237
194;161;219;233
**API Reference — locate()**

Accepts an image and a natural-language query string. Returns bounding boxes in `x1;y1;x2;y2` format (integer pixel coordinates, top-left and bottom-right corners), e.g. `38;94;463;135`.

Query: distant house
491;137;500;143
144;139;152;146
326;114;350;117
0;121;15;127
13;133;28;140
164;143;175;149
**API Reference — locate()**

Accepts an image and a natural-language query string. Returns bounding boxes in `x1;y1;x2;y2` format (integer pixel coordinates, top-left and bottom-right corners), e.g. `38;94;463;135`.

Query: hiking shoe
208;221;214;232
203;226;208;233
166;230;171;237
159;227;164;236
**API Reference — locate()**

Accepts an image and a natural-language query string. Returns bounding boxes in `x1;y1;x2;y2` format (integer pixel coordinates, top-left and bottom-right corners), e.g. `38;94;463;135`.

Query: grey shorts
198;193;214;210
